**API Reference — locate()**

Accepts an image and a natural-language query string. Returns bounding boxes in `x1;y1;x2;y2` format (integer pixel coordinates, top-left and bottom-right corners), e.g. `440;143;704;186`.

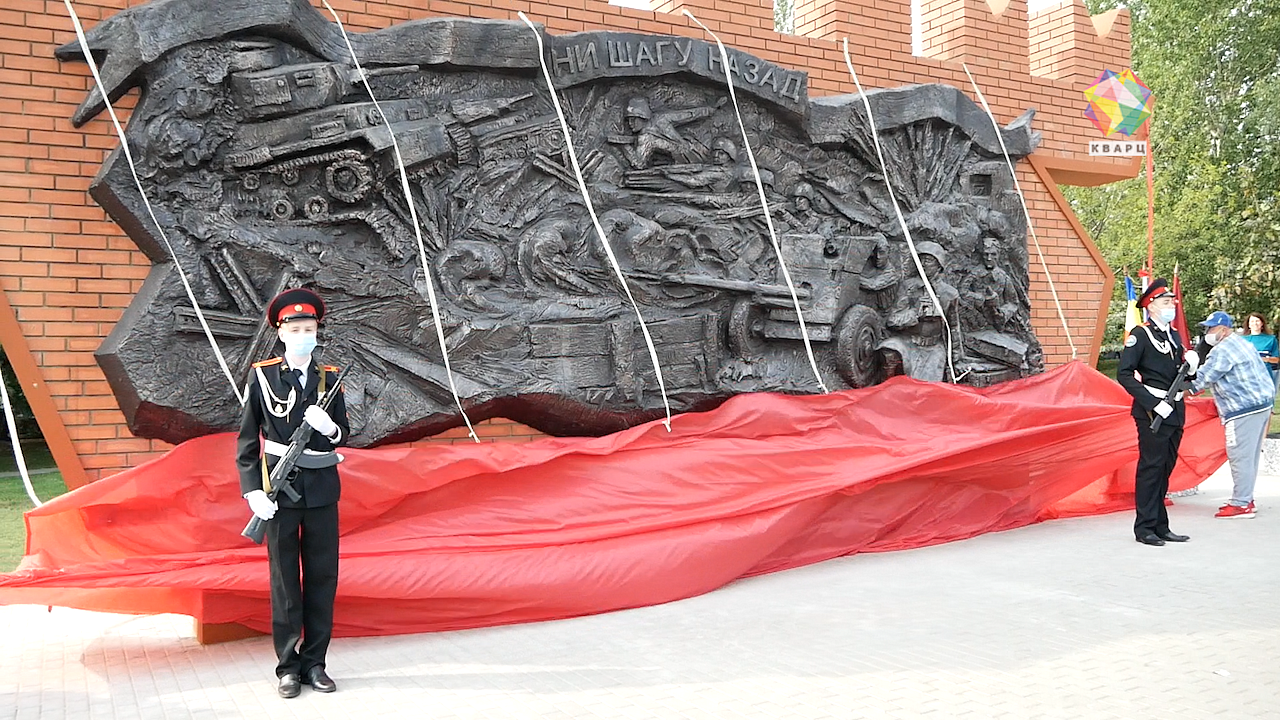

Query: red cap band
277;302;317;324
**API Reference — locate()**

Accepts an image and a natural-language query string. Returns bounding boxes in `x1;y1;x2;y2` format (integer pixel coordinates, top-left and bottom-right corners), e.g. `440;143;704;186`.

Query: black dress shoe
1158;532;1190;542
278;674;301;698
306;666;337;693
1136;533;1165;546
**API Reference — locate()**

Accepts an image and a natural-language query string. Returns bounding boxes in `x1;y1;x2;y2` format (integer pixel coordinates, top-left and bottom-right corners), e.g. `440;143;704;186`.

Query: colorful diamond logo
1083;69;1153;138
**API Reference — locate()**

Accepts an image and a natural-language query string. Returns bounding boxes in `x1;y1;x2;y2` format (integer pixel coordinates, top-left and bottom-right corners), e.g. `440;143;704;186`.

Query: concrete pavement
3;463;1278;719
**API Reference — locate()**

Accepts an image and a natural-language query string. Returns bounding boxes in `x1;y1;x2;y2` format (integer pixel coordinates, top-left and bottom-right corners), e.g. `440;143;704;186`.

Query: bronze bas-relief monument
59;0;1043;447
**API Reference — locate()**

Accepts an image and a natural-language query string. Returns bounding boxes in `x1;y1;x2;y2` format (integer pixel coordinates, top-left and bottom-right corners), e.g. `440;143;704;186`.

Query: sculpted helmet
711;137;738;161
625;97;652;120
915;241;948;269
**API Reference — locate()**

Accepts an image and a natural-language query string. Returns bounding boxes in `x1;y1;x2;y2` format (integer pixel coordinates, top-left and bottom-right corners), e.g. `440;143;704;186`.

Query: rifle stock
242;366;350;544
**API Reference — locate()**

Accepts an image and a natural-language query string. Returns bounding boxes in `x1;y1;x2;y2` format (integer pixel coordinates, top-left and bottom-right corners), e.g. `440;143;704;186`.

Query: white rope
684;10;828;393
519;12;673;431
0;363;42;507
962;63;1078;360
321;0;479;441
62;1;245;406
841;39;961;383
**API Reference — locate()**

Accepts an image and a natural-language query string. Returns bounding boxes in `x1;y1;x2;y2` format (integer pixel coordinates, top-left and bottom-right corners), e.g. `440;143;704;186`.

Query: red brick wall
0;0;1132;481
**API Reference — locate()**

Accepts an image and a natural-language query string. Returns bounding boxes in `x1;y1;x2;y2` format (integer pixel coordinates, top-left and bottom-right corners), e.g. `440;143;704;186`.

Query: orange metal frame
0;287;89;490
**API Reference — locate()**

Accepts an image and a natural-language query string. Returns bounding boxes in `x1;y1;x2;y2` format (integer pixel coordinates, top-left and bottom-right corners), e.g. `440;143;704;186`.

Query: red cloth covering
0;362;1225;636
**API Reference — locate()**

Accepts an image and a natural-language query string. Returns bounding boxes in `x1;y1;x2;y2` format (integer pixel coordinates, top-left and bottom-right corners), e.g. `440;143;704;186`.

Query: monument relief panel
60;0;1043;446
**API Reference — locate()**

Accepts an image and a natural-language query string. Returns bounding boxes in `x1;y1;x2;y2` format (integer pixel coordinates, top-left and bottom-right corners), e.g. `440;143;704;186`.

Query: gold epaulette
252;357;284;368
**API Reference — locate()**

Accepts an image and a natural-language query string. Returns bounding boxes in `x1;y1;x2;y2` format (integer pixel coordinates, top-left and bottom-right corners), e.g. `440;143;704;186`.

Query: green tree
1065;0;1280;343
775;0;794;34
0;351;37;441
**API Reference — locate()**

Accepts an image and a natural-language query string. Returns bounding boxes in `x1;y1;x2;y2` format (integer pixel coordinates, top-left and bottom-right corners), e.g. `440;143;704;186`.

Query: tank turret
229;60;420;120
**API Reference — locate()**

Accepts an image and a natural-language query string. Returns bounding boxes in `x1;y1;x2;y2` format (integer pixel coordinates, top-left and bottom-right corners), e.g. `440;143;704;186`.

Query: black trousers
1133;416;1183;538
266;503;339;678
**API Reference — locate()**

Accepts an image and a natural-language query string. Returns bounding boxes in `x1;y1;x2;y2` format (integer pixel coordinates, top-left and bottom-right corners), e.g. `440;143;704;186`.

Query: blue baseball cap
1199;311;1233;328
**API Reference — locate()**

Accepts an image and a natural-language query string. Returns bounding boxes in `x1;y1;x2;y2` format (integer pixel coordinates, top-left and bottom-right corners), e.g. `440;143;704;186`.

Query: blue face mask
281;333;317;357
1157;308;1177;324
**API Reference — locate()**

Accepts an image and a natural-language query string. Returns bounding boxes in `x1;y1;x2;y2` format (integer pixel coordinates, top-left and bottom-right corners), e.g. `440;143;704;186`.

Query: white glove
304;405;337;437
244;489;277;521
1153;401;1173;419
1184;350;1200;373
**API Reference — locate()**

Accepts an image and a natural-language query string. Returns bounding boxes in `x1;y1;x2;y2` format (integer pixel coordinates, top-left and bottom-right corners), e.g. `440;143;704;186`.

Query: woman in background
1242;312;1280;388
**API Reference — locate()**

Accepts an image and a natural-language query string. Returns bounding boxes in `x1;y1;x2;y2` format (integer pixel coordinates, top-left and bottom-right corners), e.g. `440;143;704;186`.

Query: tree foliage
0;351;37;441
1064;0;1280;345
774;0;795;34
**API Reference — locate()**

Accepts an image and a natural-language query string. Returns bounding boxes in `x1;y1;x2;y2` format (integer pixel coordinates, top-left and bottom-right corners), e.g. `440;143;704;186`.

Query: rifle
242;366;351;544
1150;360;1192;432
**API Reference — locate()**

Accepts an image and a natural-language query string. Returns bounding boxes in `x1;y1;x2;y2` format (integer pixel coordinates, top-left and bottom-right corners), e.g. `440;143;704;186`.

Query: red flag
1172;267;1191;348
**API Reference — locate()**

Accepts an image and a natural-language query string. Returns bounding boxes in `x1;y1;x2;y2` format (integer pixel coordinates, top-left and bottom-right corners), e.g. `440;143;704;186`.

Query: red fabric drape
0;362;1225;636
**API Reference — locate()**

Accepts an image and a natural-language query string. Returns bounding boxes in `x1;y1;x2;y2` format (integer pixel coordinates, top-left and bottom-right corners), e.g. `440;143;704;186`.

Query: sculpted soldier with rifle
237;288;350;698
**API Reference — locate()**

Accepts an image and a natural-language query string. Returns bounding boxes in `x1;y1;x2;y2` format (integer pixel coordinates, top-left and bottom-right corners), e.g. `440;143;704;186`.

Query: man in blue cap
1191;311;1276;519
1117;278;1200;545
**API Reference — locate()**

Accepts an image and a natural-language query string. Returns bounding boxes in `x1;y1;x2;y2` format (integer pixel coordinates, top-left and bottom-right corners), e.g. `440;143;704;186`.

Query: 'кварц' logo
1083;69;1153;156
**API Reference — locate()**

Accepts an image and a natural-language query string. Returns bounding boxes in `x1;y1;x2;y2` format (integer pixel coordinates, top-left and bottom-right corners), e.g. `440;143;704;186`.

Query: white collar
284;355;312;375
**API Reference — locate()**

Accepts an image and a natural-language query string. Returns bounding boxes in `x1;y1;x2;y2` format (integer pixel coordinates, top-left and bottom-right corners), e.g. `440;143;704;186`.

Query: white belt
1143;384;1184;401
263;439;343;463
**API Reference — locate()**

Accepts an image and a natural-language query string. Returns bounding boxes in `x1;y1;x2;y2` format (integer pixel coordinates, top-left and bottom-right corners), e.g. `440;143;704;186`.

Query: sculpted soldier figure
779;182;824;234
237;288;350;698
621;96;724;169
859;234;900;312
667;137;753;193
962;238;1020;331
879;241;963;381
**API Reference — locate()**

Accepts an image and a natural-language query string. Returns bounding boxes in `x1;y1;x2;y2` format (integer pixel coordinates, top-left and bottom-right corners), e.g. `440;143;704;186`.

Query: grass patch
0;440;54;474
1272;392;1280;437
0;471;67;572
1096;357;1119;380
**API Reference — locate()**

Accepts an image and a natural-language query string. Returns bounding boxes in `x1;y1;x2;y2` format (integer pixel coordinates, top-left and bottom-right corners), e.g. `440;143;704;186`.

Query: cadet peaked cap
1198;311;1233;328
1135;278;1174;308
267;288;326;327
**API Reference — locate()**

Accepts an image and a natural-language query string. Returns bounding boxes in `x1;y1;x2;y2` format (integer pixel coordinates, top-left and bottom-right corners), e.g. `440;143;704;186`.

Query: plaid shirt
1191;332;1277;421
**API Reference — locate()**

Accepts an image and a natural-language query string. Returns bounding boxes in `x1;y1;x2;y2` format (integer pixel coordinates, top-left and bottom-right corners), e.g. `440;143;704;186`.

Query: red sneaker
1215;503;1256;519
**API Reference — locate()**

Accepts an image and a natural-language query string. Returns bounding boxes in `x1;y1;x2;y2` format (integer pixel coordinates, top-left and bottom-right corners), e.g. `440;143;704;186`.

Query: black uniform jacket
236;357;350;508
1117;321;1188;427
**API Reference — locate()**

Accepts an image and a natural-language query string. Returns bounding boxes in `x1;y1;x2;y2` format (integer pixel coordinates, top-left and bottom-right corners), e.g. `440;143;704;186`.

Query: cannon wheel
727;297;767;359
834;305;885;388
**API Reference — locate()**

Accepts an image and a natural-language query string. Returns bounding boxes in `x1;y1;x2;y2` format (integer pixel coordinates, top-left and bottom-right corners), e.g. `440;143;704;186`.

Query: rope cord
519;12;673;430
63;0;245;405
0;364;41;507
841;39;961;382
961;63;1078;360
684;10;829;393
321;0;480;440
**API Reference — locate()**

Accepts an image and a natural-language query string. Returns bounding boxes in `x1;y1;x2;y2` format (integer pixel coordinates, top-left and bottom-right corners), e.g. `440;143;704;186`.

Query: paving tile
2;466;1279;718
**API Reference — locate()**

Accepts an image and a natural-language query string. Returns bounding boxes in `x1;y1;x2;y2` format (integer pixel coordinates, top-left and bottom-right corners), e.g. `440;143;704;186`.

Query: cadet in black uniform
1116;278;1201;546
237;288;350;697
